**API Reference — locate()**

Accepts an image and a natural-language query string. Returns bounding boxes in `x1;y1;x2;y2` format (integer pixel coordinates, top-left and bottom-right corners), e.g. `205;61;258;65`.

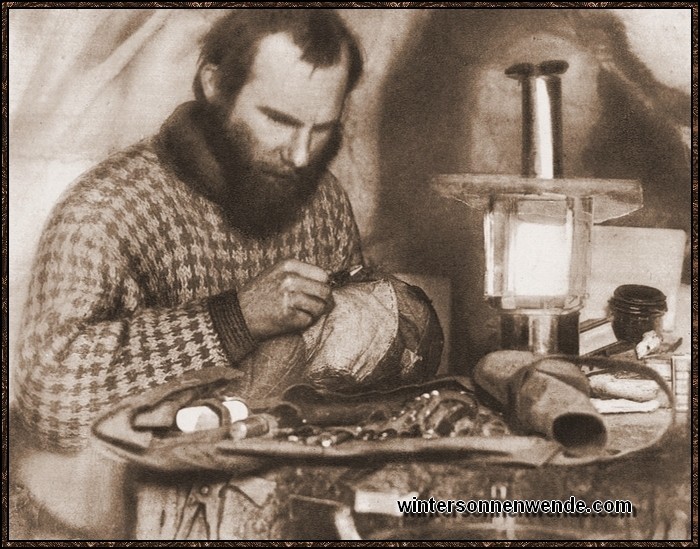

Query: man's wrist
208;289;257;364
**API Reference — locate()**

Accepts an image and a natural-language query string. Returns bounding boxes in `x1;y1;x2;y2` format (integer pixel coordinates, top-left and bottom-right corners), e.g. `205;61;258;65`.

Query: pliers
174;480;227;540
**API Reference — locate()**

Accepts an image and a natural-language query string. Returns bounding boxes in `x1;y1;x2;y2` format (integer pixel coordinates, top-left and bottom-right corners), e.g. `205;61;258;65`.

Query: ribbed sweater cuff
208;289;257;364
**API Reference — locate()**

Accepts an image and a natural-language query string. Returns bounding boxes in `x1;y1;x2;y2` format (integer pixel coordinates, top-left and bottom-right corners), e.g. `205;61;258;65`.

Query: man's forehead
244;32;349;122
251;32;349;80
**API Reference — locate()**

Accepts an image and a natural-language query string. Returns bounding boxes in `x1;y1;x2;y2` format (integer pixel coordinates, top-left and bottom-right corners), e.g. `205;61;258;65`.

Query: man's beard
196;102;341;238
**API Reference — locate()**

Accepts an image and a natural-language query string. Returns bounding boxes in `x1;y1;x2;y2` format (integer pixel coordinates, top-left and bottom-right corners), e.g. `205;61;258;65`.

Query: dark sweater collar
155;101;230;205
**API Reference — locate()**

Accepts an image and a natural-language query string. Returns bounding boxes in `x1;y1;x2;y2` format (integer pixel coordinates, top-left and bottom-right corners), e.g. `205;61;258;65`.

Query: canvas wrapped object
224;275;444;404
301;275;444;391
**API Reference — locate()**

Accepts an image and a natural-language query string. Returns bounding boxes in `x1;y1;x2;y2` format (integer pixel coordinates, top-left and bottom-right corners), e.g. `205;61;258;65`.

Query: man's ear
199;63;219;103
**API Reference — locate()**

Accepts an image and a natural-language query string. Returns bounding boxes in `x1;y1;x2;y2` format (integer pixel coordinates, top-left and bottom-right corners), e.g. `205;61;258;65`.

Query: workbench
133;411;691;540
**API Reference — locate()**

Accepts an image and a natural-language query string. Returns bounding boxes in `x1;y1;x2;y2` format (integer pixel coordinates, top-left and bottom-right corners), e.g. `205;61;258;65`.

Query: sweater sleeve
14;208;253;451
207;289;257;363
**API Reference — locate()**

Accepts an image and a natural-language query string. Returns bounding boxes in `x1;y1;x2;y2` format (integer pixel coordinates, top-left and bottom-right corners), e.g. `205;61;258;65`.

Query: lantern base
500;310;580;355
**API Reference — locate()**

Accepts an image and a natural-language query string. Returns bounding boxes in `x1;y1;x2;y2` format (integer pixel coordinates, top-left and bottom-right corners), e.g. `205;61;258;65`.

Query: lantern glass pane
484;195;592;311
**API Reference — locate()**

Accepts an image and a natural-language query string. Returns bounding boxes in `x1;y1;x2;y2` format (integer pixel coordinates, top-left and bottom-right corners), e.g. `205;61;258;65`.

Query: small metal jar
609;284;667;342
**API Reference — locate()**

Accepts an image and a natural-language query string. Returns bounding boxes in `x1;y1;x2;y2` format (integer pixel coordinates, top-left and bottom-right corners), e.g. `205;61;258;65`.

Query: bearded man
12;10;364;538
16;10;365;451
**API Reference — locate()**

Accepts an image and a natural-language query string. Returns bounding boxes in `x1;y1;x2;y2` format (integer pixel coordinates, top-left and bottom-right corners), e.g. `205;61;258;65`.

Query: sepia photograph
5;4;696;542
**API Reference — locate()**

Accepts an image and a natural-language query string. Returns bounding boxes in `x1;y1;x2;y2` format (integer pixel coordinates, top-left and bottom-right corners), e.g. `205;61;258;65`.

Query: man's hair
193;9;363;103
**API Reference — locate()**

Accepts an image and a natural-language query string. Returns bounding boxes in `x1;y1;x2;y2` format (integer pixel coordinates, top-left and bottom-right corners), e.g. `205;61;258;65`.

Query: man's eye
266;113;296;127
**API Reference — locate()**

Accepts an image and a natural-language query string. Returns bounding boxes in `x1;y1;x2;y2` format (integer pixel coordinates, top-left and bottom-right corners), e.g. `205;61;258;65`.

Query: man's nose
285;130;312;169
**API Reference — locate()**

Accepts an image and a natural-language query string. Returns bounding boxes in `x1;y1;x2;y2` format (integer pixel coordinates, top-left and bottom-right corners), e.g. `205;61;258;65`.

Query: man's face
226;32;349;176
208;32;349;235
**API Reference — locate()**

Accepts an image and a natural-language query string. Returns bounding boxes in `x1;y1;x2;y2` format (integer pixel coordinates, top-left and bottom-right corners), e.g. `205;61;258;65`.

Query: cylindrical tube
506;61;568;179
229;413;278;441
500;311;579;355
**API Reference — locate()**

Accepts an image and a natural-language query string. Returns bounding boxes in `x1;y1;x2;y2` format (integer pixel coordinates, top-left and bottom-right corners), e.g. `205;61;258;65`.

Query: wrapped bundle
301;276;443;391
230;275;444;400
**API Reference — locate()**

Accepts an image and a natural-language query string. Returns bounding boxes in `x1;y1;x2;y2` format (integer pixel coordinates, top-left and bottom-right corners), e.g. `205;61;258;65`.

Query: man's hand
238;259;333;340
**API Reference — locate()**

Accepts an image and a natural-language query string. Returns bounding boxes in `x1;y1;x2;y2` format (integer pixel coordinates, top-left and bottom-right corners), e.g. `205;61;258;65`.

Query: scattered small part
635;330;662;359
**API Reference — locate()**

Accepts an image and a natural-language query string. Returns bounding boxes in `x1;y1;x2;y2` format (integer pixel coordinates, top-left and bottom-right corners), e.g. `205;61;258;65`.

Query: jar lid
609;299;667;316
612;284;667;307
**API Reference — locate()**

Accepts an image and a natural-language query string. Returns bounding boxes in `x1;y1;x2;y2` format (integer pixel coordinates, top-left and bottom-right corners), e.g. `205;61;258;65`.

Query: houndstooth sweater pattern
16;108;362;451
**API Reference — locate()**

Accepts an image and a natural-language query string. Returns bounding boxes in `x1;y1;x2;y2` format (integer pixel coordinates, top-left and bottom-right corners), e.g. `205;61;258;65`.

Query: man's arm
14;213;251;451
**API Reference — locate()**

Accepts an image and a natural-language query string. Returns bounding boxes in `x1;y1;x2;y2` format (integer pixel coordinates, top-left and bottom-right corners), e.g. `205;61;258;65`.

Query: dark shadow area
574;9;691;280
582;68;691;265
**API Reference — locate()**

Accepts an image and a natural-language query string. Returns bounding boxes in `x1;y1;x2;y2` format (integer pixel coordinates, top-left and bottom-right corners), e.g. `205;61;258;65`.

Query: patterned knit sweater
15;103;363;450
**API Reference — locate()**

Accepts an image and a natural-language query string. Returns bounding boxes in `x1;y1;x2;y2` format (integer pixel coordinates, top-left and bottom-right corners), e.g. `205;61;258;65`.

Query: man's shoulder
61;139;167;202
48;138;171;223
77;138;163;188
